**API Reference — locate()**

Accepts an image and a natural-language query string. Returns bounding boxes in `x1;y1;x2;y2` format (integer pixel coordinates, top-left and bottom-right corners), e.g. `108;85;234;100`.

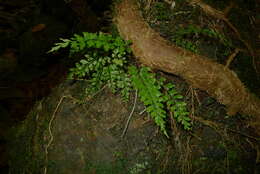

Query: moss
83;151;127;174
8;101;50;173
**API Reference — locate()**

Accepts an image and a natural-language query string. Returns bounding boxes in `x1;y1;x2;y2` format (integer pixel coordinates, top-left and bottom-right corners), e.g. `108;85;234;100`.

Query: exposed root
85;85;107;101
193;116;260;141
189;0;258;74
180;136;192;174
225;48;240;68
121;89;138;138
160;146;172;172
170;112;182;151
114;0;260;135
169;112;192;174
43;85;108;174
44;96;67;174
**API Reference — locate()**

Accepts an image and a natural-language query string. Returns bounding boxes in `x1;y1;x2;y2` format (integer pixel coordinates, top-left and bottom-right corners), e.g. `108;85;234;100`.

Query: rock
8;81;172;174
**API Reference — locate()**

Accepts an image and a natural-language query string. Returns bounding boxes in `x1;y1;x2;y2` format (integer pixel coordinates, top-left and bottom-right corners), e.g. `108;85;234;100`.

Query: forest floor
2;0;260;173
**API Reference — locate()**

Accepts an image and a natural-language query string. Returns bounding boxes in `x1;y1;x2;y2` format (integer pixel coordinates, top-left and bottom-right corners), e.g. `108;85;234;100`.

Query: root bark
114;0;260;134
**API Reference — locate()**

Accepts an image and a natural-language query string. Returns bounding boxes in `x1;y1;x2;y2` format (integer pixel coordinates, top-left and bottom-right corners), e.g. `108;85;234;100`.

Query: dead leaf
31;24;46;32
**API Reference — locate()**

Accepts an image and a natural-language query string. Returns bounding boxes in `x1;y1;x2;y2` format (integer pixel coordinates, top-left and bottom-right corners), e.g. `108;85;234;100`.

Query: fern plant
129;66;168;136
129;66;191;137
163;83;191;130
48;32;191;137
48;32;132;100
48;32;131;55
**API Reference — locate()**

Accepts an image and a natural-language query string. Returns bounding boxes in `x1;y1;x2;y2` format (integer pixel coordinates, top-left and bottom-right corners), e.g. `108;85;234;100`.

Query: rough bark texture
114;0;260;133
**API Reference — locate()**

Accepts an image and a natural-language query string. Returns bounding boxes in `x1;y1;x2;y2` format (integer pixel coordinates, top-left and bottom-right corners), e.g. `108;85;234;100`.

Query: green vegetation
171;25;232;53
152;2;173;21
48;32;132;100
129;66;191;137
129;66;168;135
129;161;149;174
84;158;126;174
8;107;47;174
163;81;191;130
48;32;191;136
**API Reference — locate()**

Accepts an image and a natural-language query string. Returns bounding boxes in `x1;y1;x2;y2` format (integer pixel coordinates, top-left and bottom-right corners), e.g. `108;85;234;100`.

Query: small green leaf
113;59;123;66
47;46;61;53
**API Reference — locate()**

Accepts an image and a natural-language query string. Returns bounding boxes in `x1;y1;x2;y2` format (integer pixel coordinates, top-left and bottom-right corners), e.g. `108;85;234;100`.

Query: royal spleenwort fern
48;32;132;100
163;83;191;130
129;66;168;137
48;32;132;55
129;66;191;136
48;32;192;137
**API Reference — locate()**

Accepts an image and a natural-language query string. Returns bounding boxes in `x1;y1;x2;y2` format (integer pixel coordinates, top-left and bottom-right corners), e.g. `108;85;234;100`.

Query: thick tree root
114;0;260;134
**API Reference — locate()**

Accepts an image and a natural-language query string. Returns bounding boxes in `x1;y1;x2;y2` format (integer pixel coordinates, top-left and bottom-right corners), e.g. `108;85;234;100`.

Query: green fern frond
48;32;132;100
164;83;191;130
49;32;192;137
129;66;168;137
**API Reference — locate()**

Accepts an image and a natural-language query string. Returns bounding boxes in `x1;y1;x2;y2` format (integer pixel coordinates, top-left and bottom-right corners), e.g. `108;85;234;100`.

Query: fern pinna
129;66;168;137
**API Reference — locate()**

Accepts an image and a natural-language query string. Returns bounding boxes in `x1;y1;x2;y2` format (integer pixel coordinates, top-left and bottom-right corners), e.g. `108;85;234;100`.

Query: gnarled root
114;0;260;134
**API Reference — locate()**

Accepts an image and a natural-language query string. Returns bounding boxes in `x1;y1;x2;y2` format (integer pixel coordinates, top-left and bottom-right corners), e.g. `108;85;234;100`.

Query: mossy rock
8;81;173;174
